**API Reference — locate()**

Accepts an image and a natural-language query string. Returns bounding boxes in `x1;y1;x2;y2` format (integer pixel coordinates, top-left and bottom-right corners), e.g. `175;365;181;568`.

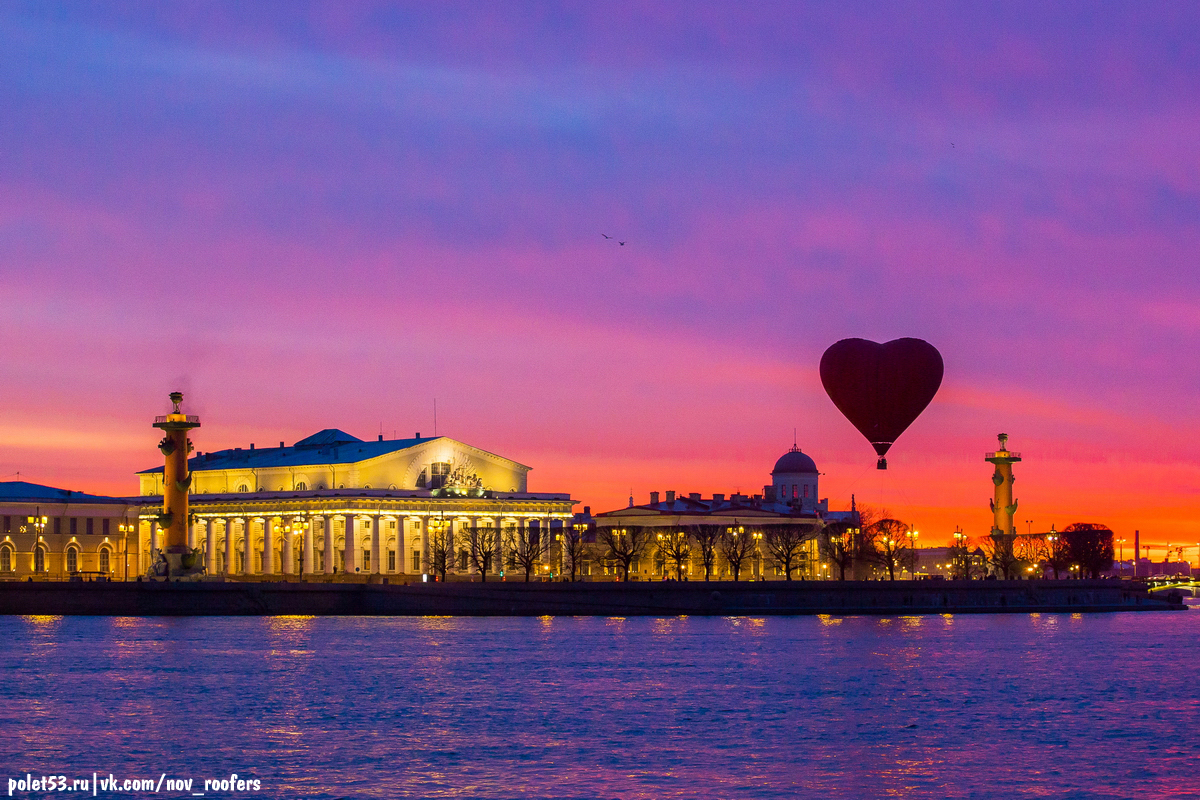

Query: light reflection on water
1;613;1198;799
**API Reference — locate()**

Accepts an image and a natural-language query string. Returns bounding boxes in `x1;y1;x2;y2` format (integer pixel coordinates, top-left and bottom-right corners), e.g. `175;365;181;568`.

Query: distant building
134;428;575;578
593;446;856;580
0;482;136;580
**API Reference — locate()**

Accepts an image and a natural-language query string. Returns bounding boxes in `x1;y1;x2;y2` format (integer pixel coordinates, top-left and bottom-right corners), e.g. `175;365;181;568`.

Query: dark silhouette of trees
763;523;814;580
864;518;915;580
983;529;1020;579
504;523;546;582
654;528;692;580
718;523;756;581
557;523;589;582
684;524;723;581
462;525;498;581
1045;529;1072;579
426;520;453;582
597;526;650;582
1061;523;1115;578
818;521;856;580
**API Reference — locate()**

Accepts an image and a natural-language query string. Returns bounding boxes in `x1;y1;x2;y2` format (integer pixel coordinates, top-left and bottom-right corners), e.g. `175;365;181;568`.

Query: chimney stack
666;490;676;503
650;491;660;505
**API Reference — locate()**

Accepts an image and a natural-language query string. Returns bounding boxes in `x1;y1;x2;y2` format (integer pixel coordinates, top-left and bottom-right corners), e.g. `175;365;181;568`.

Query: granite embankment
0;578;1185;616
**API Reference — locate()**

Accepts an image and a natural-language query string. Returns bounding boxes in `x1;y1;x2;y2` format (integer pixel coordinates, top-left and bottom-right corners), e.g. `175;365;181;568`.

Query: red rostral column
153;392;201;577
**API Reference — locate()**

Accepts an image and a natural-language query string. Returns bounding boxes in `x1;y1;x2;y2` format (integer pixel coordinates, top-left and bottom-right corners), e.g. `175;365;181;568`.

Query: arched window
295;482;307;491
34;546;46;573
98;547;111;573
0;545;12;573
237;484;249;493
66;546;79;573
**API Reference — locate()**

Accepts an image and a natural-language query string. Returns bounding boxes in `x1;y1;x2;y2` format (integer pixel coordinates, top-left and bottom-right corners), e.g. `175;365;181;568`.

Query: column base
146;545;209;581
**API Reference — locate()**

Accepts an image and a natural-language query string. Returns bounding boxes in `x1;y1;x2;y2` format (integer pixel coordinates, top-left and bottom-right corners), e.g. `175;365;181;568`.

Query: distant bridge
1146;578;1198;597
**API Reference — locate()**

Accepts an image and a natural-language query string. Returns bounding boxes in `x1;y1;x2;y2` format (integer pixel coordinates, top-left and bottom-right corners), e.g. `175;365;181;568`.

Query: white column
282;520;294;576
204;521;216;574
242;519;254;575
322;516;334;574
370;516;381;574
303;520;315;576
345;515;358;574
150;523;159;556
394;518;405;574
187;517;196;549
263;518;276;575
224;518;234;575
420;518;429;573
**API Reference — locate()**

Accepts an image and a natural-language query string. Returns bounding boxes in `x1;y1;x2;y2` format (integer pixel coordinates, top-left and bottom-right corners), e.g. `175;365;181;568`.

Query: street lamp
118;521;133;581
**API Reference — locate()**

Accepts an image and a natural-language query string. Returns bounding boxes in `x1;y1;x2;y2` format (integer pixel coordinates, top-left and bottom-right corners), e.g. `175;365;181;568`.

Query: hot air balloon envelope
819;338;944;469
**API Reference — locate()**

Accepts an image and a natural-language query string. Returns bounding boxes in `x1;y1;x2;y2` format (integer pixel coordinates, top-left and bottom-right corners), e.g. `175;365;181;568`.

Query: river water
1;612;1197;799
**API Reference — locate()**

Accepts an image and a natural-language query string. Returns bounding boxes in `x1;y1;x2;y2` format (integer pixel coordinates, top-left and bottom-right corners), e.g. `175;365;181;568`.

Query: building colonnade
138;511;568;577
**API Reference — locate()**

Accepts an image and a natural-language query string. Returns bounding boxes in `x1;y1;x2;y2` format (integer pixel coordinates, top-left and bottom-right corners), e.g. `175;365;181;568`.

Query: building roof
0;481;128;504
137;433;442;475
771;446;818;475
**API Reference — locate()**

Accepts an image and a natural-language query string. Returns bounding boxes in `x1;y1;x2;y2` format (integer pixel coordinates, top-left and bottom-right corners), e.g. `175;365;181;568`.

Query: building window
2;516;8;533
412;551;421;571
54;518;62;535
87;519;94;535
237;484;249;493
295;482;307;491
99;548;111;573
0;545;11;572
66;546;79;573
804;485;809;498
70;518;78;535
416;469;428;488
430;462;451;490
388;550;396;572
34;546;46;573
102;519;110;536
459;550;468;571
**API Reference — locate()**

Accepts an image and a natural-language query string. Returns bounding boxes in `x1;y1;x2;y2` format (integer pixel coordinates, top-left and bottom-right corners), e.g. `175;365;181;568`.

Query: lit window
34;546;46;573
412;551;421;571
296;482;307;491
99;548;110;573
0;546;11;572
237;484;249;493
66;547;78;573
388;550;396;572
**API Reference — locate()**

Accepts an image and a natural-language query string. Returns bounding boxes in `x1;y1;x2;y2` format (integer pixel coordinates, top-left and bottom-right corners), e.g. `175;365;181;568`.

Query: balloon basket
876;457;887;470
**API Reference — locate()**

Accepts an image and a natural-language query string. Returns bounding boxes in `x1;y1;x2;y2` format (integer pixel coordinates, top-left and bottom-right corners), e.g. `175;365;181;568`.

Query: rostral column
152;392;203;578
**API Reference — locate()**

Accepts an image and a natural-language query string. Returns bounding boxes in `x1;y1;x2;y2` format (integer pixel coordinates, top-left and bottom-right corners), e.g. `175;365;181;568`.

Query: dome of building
772;446;817;475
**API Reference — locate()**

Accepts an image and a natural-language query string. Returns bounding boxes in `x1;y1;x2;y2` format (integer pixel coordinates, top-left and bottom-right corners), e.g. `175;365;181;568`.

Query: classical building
135;428;575;579
593;446;856;580
0;482;138;581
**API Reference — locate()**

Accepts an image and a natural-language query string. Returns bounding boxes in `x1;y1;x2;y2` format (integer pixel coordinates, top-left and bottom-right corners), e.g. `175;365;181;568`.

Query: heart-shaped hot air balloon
819;338;944;469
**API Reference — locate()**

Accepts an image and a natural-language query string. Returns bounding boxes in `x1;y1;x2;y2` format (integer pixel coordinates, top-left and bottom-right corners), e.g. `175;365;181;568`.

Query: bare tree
597;526;650;582
763;523;815;581
1045;530;1072;578
654;528;692;580
1061;523;1115;578
426;520;453;582
684;524;723;581
818;521;855;580
461;525;498;582
983;528;1020;579
504;523;546;582
557;523;590;582
865;518;914;580
718;523;756;581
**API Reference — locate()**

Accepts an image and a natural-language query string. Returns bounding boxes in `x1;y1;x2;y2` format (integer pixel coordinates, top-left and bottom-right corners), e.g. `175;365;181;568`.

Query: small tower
985;433;1021;553
151;392;202;578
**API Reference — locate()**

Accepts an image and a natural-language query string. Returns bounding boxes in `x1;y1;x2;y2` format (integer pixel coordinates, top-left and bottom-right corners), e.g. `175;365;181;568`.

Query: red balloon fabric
819;338;944;467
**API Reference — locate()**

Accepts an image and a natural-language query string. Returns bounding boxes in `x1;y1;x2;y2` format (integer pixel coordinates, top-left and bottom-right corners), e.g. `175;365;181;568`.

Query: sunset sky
1;2;1197;553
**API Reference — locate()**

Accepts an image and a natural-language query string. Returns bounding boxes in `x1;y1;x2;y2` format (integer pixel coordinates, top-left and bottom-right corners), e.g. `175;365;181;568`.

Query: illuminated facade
135;428;575;578
0;482;137;581
594;446;853;579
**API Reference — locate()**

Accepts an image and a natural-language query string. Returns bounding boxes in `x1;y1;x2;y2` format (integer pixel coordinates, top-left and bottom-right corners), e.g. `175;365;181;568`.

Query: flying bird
618;241;626;246
602;233;612;239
